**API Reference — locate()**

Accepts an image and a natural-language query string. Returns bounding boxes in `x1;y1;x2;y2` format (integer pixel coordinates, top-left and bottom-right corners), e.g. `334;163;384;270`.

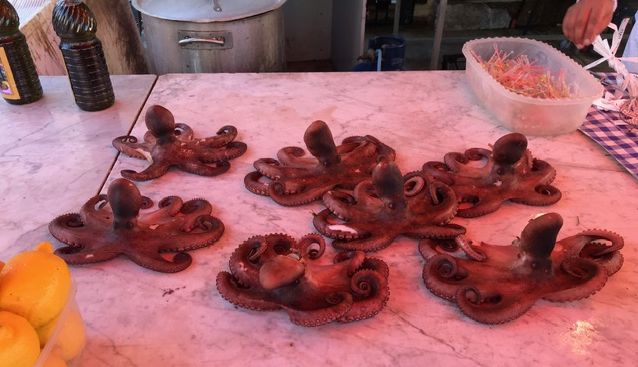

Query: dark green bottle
52;0;114;111
0;0;43;105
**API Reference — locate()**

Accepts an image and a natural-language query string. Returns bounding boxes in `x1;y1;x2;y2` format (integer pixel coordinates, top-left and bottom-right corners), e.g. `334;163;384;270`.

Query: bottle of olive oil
0;0;43;105
52;0;114;111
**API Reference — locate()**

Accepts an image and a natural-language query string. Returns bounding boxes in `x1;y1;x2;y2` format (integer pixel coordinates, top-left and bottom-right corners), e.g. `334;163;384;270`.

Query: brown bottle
0;0;43;105
52;0;114;111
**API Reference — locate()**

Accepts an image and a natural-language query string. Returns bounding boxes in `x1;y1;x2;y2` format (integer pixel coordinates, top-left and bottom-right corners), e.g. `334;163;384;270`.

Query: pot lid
131;0;287;22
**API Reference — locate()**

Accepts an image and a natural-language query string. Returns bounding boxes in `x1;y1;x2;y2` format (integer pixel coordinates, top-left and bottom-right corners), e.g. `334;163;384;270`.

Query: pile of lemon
0;242;86;367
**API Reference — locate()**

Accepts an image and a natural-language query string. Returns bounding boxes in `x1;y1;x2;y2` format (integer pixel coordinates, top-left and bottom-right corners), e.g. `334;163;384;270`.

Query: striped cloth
579;74;638;180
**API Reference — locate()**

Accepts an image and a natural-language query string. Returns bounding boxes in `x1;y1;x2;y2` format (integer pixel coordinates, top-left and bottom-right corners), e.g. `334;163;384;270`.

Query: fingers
583;4;614;45
562;0;615;48
562;6;578;45
573;4;593;48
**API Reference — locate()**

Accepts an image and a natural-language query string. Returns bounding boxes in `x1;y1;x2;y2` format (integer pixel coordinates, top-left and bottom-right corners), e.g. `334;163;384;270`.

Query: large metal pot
131;0;286;74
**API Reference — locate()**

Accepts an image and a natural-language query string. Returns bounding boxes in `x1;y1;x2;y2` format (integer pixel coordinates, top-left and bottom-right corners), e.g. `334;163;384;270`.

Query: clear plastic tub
33;282;86;367
463;37;603;136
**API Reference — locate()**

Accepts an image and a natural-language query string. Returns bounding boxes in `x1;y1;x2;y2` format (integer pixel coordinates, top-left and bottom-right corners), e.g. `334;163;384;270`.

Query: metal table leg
393;0;403;35
430;0;448;69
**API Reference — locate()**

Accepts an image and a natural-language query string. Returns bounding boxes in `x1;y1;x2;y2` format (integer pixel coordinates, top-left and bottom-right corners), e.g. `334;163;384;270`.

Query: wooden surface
19;0;148;76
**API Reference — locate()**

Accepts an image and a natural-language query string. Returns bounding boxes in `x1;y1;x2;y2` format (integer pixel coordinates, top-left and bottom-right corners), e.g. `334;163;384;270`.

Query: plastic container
463;37;603;136
33;282;86;367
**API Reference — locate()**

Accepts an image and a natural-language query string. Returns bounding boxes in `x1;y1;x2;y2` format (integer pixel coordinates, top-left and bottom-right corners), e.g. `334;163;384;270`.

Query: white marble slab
23;72;638;366
0;75;156;256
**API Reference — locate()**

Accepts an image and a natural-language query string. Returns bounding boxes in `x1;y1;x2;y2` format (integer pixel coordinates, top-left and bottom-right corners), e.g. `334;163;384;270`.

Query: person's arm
562;0;617;48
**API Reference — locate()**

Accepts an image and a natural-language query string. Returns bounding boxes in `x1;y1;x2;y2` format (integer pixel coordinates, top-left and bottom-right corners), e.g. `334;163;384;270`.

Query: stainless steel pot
131;0;286;74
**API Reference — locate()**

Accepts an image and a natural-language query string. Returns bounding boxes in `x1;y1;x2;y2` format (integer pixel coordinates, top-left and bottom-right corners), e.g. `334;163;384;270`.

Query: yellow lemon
41;349;68;367
0;242;71;328
37;303;86;361
0;311;41;367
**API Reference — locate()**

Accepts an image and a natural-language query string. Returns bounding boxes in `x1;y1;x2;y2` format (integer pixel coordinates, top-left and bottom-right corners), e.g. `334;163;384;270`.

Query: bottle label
0;46;20;100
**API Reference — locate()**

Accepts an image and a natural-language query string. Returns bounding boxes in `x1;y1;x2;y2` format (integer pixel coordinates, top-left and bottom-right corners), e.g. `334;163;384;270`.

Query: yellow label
0;47;20;100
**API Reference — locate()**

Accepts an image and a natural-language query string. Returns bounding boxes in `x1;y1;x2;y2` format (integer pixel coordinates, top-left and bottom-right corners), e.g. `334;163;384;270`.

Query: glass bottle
0;0;43;105
52;0;114;111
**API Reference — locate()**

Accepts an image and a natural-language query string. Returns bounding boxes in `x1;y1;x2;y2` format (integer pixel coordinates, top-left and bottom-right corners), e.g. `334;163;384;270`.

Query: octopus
421;133;561;217
244;120;396;206
216;233;390;326
113;104;247;181
49;178;225;273
313;160;466;252
419;212;624;324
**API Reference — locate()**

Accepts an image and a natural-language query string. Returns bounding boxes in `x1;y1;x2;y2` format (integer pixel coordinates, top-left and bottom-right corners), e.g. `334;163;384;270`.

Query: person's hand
562;0;615;48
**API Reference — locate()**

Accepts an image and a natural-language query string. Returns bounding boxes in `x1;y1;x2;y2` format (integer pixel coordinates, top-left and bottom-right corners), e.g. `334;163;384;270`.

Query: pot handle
178;37;225;46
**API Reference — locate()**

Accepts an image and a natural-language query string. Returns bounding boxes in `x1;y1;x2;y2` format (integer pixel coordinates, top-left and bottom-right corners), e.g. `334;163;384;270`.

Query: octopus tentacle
360;257;390;279
404;224;466;240
297;233;326;260
126;250;192;273
420;212;624;324
313;210;366;241
318;161;460;253
160;215;225;252
421;161;455;186
422;253;469;300
201;125;238;147
455;193;503;218
284;292;353;327
245;121;395;206
79;194;110;227
322;190;357;221
559;229;625;275
138;196;183;226
112;136;150;159
229;236;271;288
199;141;247;162
174;123;194;141
243;171;271;196
114;105;245;181
332;233;397;252
121;162;170;182
49;178;224;273
276;146;317;168
423;133;561;217
179;161;230;177
510;184;562;206
543;258;608;302
179;199;213;231
217;233;389;326
338;269;389;322
455;286;537;325
455;235;486;261
254;158;302;179
49;213;94;248
216;272;281;311
55;243;121;264
269;182;332;206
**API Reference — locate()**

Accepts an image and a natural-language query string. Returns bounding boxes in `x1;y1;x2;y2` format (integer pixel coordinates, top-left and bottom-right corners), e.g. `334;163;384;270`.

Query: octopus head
492;133;528;166
259;255;306;290
145;104;176;138
372;160;406;210
304;120;340;167
108;178;143;230
516;212;563;275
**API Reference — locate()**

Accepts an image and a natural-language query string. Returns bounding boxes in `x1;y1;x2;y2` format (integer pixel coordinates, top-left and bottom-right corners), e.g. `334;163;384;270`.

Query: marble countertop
5;71;637;366
0;75;156;254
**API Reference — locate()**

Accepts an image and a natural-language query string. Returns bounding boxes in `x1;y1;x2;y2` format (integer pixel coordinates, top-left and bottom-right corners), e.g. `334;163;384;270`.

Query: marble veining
0;75;156;257
7;72;638;366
